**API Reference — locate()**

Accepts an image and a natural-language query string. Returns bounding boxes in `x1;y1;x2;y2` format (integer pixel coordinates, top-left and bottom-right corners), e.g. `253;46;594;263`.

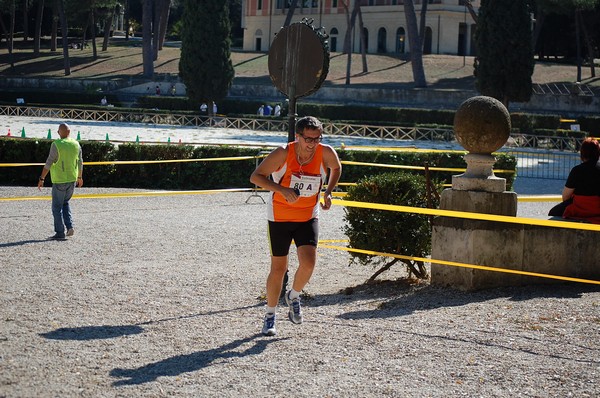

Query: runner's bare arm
250;147;299;203
321;145;342;210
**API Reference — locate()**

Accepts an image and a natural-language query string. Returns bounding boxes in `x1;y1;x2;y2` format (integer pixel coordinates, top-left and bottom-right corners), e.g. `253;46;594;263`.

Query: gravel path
1;186;598;397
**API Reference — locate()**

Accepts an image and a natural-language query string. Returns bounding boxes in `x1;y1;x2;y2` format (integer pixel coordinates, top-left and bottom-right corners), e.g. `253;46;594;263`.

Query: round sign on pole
268;19;329;142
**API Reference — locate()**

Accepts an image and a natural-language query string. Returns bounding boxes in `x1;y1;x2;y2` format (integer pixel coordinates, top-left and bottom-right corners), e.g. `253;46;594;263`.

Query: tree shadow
233;53;267;67
110;334;287;386
327;279;598;321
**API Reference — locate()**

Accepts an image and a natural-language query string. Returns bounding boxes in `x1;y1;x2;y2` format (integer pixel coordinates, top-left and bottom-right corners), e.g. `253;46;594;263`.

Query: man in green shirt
37;123;83;240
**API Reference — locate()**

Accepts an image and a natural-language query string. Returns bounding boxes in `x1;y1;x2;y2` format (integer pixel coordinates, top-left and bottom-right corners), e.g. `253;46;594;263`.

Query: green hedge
0;89;124;108
0;137;516;191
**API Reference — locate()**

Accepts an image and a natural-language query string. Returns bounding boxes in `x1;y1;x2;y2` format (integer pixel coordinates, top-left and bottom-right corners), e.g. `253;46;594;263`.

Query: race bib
289;174;321;197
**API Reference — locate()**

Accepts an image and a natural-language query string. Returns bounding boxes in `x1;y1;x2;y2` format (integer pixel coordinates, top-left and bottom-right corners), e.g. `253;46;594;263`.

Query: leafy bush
343;171;442;281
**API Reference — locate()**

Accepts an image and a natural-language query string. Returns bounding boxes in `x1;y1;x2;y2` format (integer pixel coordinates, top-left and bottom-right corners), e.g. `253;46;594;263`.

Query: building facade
241;0;479;56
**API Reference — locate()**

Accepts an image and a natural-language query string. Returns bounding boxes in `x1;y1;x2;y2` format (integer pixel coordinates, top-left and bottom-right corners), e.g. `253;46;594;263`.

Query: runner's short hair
296;116;322;134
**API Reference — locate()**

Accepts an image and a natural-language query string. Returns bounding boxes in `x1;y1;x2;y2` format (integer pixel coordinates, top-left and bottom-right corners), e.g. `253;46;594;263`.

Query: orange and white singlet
268;141;326;222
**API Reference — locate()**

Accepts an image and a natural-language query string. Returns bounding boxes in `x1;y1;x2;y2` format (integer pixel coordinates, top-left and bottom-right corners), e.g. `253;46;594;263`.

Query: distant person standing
250;116;342;336
258;105;264;116
200;103;208;115
155;86;161;95
264;104;273;116
274;104;281;117
37;123;83;240
100;96;108;106
170;85;176;96
212;101;218;115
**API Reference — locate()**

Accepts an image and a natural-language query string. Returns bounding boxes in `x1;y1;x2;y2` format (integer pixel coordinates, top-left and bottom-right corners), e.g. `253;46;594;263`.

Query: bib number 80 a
290;174;321;197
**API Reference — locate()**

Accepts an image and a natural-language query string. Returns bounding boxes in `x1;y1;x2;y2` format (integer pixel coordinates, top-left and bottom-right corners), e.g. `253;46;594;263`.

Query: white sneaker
285;291;303;324
262;313;276;336
66;228;74;237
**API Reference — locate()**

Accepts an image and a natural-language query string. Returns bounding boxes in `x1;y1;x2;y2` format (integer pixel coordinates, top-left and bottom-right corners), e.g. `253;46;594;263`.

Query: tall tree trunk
283;0;298;27
152;0;161;60
142;0;154;78
102;8;113;51
579;11;596;78
344;1;359;85
0;15;8;44
158;0;171;50
341;0;354;54
81;17;88;51
90;10;97;59
575;9;581;83
33;0;44;56
124;0;130;39
50;0;57;51
22;0;29;42
9;0;15;68
357;4;367;73
419;0;428;51
531;5;544;54
404;0;426;87
57;0;70;75
465;0;477;23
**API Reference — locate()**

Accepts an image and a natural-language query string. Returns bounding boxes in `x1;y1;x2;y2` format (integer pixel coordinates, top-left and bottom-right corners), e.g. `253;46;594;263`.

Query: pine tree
179;0;235;114
474;0;534;106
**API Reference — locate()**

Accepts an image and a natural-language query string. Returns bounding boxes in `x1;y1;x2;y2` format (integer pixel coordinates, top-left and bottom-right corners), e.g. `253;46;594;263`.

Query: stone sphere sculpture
454;96;511;154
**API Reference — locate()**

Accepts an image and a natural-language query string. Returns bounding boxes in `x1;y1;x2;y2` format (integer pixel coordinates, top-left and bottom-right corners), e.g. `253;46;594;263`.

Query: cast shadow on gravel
110;334;288;386
0;239;50;247
40;303;263;341
40;325;145;340
306;279;598;320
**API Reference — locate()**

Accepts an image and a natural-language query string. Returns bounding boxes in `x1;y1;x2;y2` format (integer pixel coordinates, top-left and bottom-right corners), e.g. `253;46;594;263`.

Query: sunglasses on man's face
298;134;323;144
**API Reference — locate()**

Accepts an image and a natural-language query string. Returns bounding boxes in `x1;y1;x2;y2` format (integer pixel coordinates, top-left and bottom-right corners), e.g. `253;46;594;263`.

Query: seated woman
549;137;600;223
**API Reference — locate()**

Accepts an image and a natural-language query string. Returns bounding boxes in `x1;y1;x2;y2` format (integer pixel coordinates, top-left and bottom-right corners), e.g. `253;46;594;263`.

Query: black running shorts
268;218;319;256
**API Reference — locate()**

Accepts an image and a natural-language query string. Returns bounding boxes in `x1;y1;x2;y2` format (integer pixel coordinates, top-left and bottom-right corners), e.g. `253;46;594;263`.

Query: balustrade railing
1;105;584;179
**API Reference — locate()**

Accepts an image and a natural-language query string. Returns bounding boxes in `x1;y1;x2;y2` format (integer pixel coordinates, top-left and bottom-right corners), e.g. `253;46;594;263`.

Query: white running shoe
262;313;276;336
285;291;303;324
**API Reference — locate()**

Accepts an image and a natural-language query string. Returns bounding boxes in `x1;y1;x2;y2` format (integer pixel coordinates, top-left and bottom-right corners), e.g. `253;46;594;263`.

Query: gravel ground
1;186;599;398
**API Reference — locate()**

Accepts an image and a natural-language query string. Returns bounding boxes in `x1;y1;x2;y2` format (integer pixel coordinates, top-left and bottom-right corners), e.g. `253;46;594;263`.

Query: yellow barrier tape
0;155;258;167
332;198;600;232
0;188;254;201
340;160;515;174
341;146;466;153
518;195;561;202
319;243;600;285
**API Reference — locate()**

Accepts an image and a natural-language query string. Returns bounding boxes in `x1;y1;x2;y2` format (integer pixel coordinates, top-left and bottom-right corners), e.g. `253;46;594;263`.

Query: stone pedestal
430;188;519;291
452;153;506;193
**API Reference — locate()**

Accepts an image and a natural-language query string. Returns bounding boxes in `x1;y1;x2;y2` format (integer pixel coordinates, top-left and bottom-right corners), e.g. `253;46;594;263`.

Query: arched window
396;27;406;54
330;27;339;52
255;29;263;52
377;27;387;53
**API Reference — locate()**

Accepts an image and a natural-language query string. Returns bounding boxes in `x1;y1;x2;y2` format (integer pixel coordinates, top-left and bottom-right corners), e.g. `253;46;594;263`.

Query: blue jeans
51;182;75;235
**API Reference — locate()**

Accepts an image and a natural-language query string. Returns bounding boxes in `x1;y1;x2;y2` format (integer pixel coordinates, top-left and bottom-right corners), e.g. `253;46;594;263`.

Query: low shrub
344;171;442;281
